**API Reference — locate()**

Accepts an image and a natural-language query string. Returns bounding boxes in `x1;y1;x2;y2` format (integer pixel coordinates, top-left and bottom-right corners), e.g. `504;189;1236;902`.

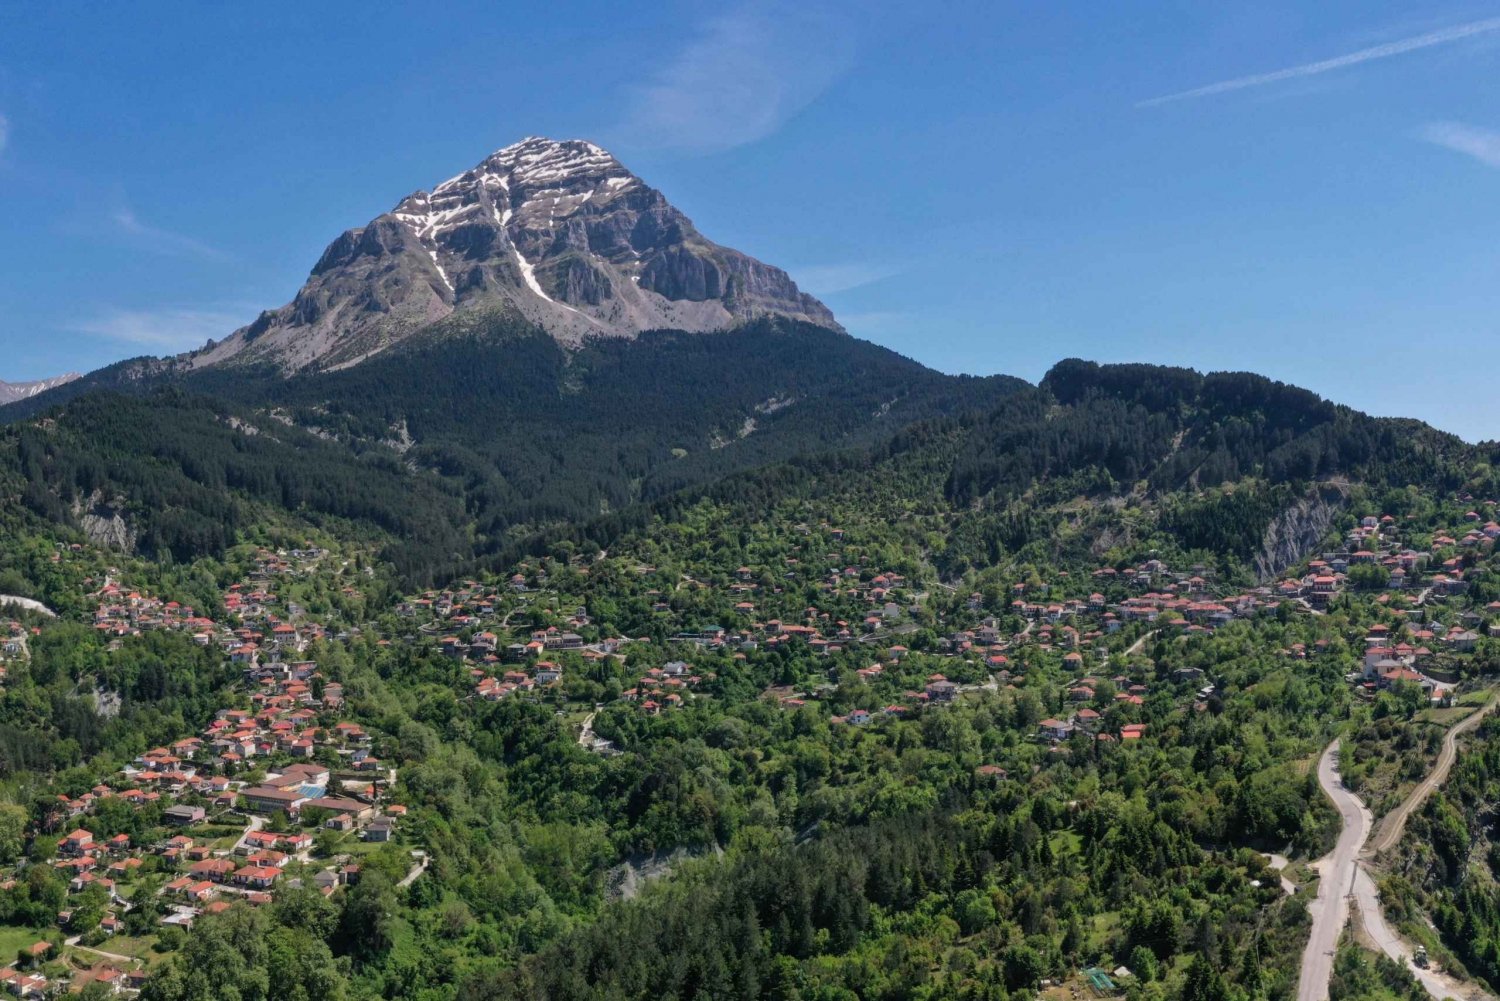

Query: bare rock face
1254;483;1349;581
191;138;839;372
73;492;136;552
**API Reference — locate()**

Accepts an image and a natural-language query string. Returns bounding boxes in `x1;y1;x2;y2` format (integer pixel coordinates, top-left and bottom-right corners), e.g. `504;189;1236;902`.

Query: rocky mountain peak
0;372;82;405
192;138;838;373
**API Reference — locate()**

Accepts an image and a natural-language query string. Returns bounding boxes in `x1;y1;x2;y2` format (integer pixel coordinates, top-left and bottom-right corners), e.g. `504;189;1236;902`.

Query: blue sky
3;2;1500;439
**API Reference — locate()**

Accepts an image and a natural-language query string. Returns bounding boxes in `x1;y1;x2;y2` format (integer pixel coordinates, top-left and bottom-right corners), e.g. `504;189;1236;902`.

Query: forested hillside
0;391;469;581
0;318;1023;584
949;359;1469;509
0;346;1495;1000
2;345;1482;598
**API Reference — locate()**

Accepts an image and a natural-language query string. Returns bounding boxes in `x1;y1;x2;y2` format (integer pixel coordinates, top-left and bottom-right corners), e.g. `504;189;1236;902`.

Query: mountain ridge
0;318;1027;582
0;372;80;405
1;343;1480;592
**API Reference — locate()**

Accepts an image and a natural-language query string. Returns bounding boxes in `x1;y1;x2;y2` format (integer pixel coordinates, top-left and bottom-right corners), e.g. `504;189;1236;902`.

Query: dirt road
1124;629;1158;656
1366;699;1496;858
398;850;428;888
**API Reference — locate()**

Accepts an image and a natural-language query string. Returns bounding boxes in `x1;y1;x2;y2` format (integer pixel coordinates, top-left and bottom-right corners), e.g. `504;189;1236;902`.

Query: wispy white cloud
74;307;248;352
1422;121;1500;167
1139;16;1500;108
792;263;896;296
615;4;852;153
110;207;228;260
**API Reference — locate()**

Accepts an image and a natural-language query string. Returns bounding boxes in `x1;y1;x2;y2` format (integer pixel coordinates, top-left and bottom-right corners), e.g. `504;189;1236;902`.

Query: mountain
189;137;838;372
0;372;80;405
0;138;1474;590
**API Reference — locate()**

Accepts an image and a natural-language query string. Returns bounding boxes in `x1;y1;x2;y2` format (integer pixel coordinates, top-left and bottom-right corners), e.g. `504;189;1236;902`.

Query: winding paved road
1301;699;1500;1001
1299;740;1371;1001
1352;865;1490;1001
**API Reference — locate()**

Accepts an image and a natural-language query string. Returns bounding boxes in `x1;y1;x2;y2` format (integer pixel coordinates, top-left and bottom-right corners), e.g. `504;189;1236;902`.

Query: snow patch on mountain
0;372;82;405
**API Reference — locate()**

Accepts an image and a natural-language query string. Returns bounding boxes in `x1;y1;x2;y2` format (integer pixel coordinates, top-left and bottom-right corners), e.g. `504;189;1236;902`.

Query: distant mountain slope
188;137;838;372
929;359;1476;574
0;318;1025;583
0;356;182;422
512;359;1483;584
4;335;1482;592
0;390;468;578
0;373;80;405
944;358;1469;508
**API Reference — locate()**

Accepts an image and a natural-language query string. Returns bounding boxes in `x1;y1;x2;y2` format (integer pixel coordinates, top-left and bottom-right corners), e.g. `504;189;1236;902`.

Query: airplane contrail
1138;16;1500;108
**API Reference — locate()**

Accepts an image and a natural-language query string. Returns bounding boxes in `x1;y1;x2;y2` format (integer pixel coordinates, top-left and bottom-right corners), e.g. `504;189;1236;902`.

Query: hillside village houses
451;562;931;714
0;547;411;987
88;544;338;646
312;507;1500;754
37;659;405;933
970;504;1497;751
0;619;31;664
422;505;1500;745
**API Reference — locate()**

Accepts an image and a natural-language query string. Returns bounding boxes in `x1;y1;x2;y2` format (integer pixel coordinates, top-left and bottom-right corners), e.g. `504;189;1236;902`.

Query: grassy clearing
1416;706;1475;727
77;933;165;966
0;923;52;961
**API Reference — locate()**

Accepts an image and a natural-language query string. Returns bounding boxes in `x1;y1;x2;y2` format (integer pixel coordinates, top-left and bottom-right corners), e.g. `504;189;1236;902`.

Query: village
0;544;412;996
0;490;1496;994
384;498;1500;763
